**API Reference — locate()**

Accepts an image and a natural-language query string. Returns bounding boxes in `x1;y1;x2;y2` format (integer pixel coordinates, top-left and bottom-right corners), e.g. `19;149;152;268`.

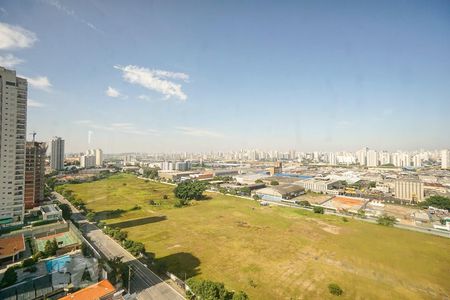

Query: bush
377;214;397;226
22;257;36;268
0;267;17;288
328;283;343;296
24;266;38;273
86;212;96;222
313;206;324;214
174;180;207;201
163;194;168;200
270;180;279;186
342;217;349;222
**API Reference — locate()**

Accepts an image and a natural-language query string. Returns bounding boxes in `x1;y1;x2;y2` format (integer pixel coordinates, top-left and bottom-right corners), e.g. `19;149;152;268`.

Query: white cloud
28;99;45;107
21;75;52;91
0;53;24;68
0;22;37;49
105;86;121;98
114;65;188;101
41;0;102;33
137;95;150;101
74;120;158;136
176;126;223;138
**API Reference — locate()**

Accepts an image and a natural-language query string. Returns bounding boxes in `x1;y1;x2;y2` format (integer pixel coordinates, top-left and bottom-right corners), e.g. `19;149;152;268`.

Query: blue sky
1;0;449;153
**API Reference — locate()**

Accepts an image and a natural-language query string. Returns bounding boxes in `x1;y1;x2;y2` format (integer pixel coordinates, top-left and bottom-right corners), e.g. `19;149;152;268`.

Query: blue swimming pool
45;255;71;273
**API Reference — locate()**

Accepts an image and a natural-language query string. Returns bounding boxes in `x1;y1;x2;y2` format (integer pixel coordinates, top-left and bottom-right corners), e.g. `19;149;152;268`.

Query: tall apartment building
394;179;424;203
86;148;103;167
357;147;368;166
24;141;47;209
0;67;27;226
50;137;65;170
366;149;379;167
442;149;450;170
80;154;96;168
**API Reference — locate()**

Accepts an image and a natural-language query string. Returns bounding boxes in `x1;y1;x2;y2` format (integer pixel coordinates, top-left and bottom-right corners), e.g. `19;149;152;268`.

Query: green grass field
61;174;450;299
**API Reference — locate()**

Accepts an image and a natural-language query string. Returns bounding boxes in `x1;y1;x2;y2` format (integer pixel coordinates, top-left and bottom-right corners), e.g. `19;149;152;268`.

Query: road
53;192;185;300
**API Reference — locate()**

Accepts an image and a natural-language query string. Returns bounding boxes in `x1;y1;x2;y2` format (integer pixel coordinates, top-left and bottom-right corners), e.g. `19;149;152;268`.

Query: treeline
186;278;249;300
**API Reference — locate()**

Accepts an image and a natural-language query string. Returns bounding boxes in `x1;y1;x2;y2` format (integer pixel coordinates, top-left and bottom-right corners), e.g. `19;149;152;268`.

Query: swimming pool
45;255;71;273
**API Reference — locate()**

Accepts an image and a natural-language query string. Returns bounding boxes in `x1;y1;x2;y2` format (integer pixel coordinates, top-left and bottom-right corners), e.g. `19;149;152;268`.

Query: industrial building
394;179;424;202
254;184;305;200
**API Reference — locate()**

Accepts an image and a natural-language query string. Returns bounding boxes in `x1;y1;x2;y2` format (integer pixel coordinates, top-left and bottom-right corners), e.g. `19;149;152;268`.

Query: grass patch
62;174;450;299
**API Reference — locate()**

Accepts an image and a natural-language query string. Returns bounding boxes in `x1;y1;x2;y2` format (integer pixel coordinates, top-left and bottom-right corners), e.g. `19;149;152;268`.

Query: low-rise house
40;204;63;221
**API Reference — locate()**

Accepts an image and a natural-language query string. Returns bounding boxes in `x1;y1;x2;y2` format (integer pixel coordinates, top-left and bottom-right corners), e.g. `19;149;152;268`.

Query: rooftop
0;234;25;259
59;279;115;300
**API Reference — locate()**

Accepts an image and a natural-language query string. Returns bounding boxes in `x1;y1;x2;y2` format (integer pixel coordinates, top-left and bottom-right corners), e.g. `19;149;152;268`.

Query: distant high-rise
51;137;65;170
442;149;450;169
0;67;27;226
366;150;379;167
357;147;368;166
85;148;103;167
25;142;47;209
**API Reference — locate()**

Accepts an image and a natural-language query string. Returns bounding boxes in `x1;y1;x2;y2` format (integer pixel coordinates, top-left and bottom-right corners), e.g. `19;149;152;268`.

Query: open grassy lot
62;174;450;299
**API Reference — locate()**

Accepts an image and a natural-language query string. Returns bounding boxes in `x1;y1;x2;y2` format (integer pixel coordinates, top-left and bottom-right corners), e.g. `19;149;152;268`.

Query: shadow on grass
154;252;201;279
95;209;126;220
108;216;167;229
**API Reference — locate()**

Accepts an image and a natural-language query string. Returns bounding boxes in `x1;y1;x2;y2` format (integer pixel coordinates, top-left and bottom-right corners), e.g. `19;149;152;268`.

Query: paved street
53;192;185;300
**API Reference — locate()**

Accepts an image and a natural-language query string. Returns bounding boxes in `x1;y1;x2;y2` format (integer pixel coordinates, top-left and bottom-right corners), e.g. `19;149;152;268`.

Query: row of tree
186;278;249;300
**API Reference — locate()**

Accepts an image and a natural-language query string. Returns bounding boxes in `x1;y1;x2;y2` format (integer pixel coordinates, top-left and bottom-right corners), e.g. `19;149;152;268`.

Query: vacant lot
62;174;450;299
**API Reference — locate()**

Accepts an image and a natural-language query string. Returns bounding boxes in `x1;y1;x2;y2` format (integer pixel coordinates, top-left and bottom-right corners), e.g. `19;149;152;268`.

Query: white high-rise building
367;150;379;167
357;147;368;166
412;155;422;168
379;151;391;165
0;67;27;226
85;148;103;167
442;149;450;169
51;137;65;170
328;152;337;165
80;155;96;168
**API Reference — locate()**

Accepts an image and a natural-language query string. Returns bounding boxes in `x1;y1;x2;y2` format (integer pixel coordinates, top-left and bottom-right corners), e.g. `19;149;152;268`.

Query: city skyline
1;0;450;153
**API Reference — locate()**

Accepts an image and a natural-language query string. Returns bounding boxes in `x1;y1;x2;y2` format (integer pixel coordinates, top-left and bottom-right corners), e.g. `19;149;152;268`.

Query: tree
313;206;324;214
143;167;159;179
44;238;58;257
186;278;234;300
255;179;263;184
239;187;251;196
58;203;72;220
174;180;207;201
328;283;343;296
377;214;397;226
418;195;450;210
232;291;249;300
0;267;17;288
252;194;260;200
270;180;279;186
86;212;96;222
107;256;129;288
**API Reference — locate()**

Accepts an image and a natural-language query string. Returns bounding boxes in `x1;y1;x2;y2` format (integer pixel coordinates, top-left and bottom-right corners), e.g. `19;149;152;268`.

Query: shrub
22;257;36;268
377;214;397;226
313;206;324;214
163;194;168;200
0;267;17;288
24;266;38;273
342;217;349;222
270;180;279;186
328;283;343;296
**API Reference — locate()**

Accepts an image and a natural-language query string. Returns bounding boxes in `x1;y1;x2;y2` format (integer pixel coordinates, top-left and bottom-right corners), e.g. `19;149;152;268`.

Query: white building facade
0;67;27;226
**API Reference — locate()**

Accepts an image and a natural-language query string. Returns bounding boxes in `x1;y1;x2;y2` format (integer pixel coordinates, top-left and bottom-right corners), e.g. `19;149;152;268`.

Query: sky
0;0;449;153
